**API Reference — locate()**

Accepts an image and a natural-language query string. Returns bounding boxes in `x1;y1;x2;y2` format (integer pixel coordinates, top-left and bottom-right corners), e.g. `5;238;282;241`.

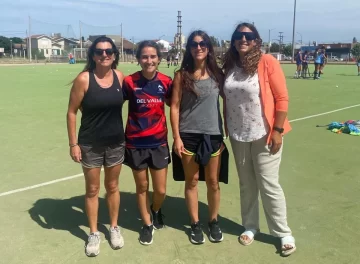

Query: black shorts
124;144;171;170
180;133;223;156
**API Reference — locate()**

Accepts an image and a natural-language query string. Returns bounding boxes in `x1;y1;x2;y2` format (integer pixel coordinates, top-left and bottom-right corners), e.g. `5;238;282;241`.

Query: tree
353;37;357;44
209;36;220;47
351;43;360;59
9;37;23;44
283;44;292;57
0;36;11;52
270;42;279;53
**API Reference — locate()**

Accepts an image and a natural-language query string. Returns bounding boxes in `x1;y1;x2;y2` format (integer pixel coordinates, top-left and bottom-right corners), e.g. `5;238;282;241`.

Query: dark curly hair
177;30;223;96
222;23;263;76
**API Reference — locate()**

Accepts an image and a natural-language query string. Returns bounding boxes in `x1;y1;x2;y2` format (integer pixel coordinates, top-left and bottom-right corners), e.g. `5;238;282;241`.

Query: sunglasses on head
94;48;115;56
233;32;257;41
189;41;207;49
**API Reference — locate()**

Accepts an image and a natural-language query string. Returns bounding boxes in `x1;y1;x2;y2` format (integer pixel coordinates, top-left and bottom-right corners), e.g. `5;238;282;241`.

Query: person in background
313;48;321;80
170;30;225;245
301;51;309;78
66;36;125;257
122;40;172;246
294;50;302;79
166;54;171;68
357;57;360;76
319;47;327;77
222;22;296;257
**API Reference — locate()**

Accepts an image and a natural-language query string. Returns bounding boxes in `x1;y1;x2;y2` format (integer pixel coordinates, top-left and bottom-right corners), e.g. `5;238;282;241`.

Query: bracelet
69;143;78;147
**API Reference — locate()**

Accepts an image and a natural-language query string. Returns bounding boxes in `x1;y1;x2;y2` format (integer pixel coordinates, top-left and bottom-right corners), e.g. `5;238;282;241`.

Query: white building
156;39;171;51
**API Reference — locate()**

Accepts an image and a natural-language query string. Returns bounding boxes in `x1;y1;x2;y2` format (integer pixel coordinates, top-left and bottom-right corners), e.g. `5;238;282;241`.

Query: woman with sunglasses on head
122;41;172;246
170;30;225;244
67;37;125;257
222;23;296;256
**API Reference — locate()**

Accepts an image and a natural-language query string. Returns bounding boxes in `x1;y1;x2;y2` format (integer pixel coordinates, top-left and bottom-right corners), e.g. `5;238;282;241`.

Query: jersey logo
134;87;142;91
157;85;164;94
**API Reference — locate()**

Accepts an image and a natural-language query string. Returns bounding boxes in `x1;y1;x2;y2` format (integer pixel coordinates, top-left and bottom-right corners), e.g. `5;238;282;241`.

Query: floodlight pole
291;0;297;63
29;16;32;62
79;21;83;59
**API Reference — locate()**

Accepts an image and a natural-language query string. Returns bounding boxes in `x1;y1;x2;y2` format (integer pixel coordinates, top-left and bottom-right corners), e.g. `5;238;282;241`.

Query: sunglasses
189;41;207;49
94;48;115;56
233;32;257;41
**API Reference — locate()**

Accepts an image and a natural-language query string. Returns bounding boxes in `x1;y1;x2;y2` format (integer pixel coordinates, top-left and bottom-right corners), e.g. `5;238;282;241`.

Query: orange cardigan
257;54;291;144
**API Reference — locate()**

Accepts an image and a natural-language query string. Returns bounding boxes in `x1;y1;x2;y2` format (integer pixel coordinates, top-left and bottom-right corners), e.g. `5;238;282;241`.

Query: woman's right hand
173;137;185;158
70;145;82;163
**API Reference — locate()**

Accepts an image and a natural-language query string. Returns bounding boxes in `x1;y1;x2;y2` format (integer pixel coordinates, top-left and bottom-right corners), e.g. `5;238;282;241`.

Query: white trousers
230;135;292;237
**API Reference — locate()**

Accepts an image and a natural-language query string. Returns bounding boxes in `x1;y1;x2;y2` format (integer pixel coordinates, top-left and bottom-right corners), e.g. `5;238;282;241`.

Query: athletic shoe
208;219;224;242
139;225;154;245
85;232;100;257
109;226;124;250
190;222;205;244
151;205;165;230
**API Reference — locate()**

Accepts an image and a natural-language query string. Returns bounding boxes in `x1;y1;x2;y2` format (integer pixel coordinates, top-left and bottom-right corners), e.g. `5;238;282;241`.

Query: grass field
1;62;360;264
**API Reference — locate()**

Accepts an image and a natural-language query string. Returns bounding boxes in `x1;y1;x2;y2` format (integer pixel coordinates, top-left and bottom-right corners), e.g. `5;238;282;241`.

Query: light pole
268;28;275;52
297;32;302;45
10;39;13;58
291;0;297;62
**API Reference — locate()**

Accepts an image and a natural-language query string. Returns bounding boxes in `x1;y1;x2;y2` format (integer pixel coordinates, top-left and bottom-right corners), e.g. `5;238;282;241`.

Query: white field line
1;103;360;197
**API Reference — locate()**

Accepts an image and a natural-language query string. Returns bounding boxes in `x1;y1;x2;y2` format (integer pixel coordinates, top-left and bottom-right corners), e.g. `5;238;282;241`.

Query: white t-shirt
223;66;269;142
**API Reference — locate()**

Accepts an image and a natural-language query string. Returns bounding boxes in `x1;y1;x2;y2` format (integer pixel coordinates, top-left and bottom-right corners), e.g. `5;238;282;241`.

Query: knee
185;176;199;190
86;184;100;198
104;181;119;195
154;187;166;197
206;178;220;192
136;180;149;194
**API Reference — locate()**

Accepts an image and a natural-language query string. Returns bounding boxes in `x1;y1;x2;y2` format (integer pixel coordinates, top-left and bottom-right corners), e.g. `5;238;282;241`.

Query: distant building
173;33;186;50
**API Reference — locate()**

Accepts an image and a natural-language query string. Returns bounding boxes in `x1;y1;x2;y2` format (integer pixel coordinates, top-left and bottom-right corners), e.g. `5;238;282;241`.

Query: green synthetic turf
0;62;360;264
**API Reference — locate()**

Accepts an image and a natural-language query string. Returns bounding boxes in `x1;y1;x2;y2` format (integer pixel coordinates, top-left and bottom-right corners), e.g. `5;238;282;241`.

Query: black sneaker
139;225;154;245
208;219;224;242
151;205;165;230
190;222;205;244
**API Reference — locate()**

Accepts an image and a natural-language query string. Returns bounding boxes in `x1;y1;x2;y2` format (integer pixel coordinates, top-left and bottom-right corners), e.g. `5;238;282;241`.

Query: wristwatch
273;127;284;133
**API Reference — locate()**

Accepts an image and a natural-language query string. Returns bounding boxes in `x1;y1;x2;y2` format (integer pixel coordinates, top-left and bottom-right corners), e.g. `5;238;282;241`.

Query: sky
1;0;359;44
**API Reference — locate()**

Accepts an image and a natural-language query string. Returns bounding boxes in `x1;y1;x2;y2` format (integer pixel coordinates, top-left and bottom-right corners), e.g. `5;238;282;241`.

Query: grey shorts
79;142;125;168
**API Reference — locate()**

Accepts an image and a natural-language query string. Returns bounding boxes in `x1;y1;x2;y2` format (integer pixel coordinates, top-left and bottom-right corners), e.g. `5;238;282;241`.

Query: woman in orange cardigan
222;22;296;256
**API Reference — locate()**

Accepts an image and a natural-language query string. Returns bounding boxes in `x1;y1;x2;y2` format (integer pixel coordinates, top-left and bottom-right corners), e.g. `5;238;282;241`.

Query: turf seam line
1;103;360;197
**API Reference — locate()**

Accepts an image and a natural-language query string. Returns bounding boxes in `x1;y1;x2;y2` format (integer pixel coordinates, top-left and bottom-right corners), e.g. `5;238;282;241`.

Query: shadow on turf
28;192;278;251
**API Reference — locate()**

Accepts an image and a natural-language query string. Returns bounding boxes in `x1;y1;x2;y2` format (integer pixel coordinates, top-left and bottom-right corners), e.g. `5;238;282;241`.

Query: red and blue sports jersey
122;71;172;148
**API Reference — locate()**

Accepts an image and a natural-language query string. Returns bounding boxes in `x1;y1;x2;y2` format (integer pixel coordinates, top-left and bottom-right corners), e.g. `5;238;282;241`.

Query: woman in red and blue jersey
122;41;172;246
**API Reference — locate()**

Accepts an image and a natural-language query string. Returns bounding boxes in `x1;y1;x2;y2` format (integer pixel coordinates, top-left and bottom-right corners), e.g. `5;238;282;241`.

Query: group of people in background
294;46;327;79
66;23;296;258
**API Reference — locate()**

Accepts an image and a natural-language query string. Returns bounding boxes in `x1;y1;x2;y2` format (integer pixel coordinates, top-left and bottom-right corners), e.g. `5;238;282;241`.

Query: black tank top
78;70;125;146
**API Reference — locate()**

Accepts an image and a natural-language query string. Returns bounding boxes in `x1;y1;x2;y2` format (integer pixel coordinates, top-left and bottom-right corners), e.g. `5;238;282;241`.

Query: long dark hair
222;23;263;76
83;36;119;72
177;30;223;96
136;40;162;60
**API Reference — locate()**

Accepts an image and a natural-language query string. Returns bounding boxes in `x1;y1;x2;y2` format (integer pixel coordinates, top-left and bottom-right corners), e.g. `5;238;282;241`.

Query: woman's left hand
269;131;282;154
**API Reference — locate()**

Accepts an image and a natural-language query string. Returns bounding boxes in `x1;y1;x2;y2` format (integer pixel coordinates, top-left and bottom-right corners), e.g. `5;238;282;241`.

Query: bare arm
170;72;182;139
170;72;184;157
66;72;88;162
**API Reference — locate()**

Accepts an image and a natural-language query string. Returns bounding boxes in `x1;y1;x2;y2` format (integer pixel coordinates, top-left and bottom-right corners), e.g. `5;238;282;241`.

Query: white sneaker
85;232;100;257
109;226;124;249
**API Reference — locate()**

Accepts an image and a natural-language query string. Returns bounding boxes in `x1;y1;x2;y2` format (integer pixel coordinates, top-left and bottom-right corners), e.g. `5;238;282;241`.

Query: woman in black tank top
66;37;125;257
